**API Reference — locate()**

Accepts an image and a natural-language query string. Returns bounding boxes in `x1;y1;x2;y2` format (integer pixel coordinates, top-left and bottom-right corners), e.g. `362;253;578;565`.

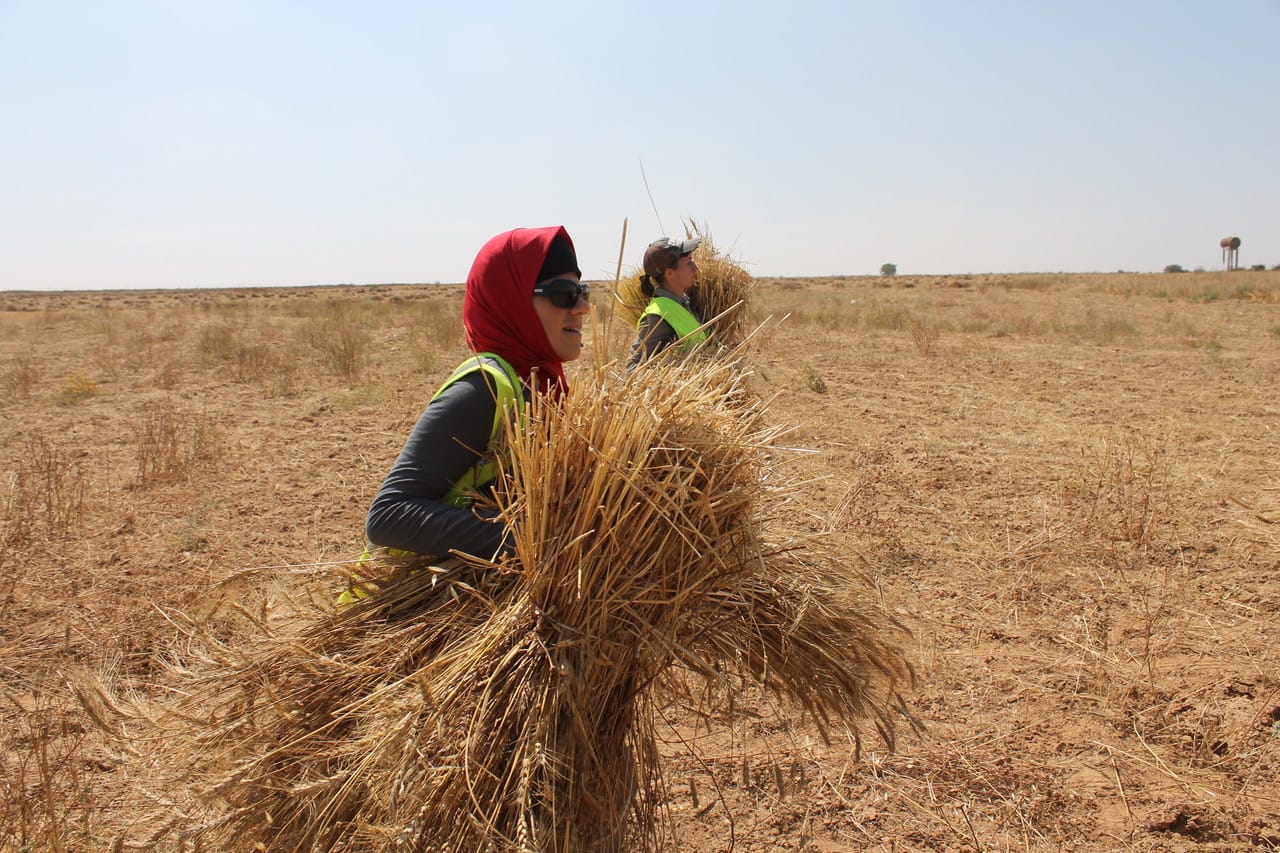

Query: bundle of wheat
615;223;754;350
683;224;754;349
148;355;910;852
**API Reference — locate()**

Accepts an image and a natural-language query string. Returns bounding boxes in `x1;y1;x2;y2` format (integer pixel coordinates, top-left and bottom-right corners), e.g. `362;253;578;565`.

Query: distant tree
880;263;897;277
1163;264;1186;274
1251;264;1266;271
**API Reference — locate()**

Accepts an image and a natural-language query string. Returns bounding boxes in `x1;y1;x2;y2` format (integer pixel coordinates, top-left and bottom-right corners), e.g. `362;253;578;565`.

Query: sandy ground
2;271;1277;851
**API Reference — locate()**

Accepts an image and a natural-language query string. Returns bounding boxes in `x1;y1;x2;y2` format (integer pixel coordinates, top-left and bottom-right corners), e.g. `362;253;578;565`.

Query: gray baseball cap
643;236;701;277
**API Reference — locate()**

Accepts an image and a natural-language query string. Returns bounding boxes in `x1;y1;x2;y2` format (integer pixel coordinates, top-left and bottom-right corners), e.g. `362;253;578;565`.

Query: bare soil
2;272;1277;851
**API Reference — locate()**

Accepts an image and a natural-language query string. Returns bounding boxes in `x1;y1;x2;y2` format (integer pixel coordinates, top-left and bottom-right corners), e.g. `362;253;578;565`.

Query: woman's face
663;255;698;295
533;274;590;362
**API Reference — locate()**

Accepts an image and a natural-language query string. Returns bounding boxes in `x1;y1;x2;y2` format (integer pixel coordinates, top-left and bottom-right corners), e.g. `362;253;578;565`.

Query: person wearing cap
359;226;589;576
626;236;706;371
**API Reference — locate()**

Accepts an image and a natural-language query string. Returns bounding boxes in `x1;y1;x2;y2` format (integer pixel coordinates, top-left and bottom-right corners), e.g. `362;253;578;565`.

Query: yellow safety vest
640;296;707;352
435;352;525;507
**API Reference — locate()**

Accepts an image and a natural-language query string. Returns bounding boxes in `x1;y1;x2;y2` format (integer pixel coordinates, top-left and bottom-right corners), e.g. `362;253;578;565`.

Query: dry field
2;270;1278;851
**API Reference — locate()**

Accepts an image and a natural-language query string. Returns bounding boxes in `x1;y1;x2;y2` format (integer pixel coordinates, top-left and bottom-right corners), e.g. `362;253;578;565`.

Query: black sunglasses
532;278;590;308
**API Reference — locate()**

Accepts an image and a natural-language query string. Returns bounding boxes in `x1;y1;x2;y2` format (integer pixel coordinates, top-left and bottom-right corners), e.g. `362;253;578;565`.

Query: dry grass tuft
131;401;221;487
2;353;40;398
119;357;912;851
301;301;371;380
3;433;89;547
1;683;101;852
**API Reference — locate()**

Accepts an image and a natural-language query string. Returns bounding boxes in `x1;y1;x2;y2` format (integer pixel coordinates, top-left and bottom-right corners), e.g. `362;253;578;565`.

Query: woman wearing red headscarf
364;226;590;563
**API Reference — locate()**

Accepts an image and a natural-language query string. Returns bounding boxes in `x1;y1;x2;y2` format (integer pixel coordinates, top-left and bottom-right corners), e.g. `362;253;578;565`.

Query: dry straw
614;222;755;350
119;355;912;852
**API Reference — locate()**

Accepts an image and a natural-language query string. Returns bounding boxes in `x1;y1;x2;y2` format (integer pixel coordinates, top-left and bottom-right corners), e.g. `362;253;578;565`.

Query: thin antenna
639;158;666;236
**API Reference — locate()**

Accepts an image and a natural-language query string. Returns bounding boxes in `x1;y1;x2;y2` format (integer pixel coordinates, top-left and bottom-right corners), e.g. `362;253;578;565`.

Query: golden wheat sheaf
169;357;912;853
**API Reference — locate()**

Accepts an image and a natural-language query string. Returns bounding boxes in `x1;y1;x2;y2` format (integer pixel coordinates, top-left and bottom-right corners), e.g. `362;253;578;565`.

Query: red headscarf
463;226;576;394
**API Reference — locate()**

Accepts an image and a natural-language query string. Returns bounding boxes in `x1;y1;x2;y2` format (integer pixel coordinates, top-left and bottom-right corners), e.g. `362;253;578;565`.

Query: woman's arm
365;372;511;561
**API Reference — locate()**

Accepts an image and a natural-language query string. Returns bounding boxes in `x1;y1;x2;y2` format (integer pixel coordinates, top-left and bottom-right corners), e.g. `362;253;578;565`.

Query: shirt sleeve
365;372;512;561
626;313;678;371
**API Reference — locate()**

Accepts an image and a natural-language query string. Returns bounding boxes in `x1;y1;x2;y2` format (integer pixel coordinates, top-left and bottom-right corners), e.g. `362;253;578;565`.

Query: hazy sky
3;1;1277;290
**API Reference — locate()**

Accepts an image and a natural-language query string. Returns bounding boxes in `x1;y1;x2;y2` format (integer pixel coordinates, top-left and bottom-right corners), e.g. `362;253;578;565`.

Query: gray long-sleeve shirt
365;370;515;562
